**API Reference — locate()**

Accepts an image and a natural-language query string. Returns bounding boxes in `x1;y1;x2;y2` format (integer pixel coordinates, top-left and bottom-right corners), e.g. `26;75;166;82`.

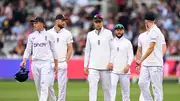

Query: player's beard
95;26;102;31
58;24;64;29
116;33;123;39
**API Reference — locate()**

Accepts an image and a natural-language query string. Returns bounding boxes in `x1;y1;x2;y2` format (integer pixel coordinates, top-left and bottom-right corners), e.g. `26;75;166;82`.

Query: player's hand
54;66;58;74
135;66;140;74
20;60;26;69
123;65;130;73
135;60;141;68
107;62;113;70
135;60;141;74
84;67;88;75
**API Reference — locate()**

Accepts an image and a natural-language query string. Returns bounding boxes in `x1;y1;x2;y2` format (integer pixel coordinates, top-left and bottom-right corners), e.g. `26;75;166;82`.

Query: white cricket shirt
23;29;58;61
84;27;115;70
112;36;134;74
138;25;166;67
48;27;73;62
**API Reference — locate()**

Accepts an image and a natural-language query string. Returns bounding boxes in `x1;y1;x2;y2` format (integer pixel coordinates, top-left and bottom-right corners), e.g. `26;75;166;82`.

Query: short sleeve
149;30;158;43
162;34;166;44
138;35;142;47
67;32;73;43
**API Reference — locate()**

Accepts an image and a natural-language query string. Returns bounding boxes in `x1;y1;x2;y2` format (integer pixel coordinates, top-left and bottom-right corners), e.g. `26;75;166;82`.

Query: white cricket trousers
49;62;68;101
139;81;150;101
88;69;111;101
111;73;130;101
138;66;163;101
31;60;54;101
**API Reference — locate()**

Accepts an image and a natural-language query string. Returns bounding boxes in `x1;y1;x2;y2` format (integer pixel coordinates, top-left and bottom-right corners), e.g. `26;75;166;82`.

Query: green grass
0;81;179;101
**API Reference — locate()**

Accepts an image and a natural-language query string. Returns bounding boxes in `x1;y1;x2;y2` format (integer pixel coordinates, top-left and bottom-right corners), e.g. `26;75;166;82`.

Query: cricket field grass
0;81;179;101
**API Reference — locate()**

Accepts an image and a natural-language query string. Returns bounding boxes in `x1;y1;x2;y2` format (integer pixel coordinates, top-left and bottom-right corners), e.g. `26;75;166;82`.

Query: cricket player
137;32;167;101
135;12;166;101
48;14;73;101
84;14;114;101
111;24;134;101
20;17;58;101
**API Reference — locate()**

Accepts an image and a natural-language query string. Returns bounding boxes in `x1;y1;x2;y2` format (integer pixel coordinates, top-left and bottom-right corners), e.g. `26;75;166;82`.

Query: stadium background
0;0;179;101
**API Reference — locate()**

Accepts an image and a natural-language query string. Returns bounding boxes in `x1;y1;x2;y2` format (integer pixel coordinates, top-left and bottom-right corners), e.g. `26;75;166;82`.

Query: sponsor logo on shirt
34;43;47;47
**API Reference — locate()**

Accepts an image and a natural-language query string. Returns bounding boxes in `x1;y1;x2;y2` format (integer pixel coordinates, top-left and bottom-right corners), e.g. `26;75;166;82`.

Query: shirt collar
147;24;156;34
115;36;124;41
37;29;46;34
95;27;104;35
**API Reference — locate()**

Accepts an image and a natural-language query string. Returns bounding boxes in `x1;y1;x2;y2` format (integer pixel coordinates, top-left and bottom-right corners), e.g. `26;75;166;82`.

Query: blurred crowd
0;0;179;58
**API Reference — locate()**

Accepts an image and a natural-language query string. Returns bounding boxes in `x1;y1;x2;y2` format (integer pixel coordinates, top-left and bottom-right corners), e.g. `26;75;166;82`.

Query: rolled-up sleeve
149;30;158;43
84;34;91;67
23;35;32;59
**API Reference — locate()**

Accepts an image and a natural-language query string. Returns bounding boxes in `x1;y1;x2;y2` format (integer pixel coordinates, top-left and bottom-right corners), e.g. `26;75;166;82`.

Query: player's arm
138;31;157;65
84;34;91;75
162;35;166;56
66;34;73;62
136;46;142;61
139;42;155;63
20;35;32;68
109;33;115;63
108;32;115;70
127;42;134;65
135;34;142;73
124;42;134;73
162;44;166;56
49;34;58;73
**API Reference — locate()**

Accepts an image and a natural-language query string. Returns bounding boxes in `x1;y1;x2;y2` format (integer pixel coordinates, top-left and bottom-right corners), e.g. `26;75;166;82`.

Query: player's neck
96;27;102;33
147;23;155;30
55;25;63;33
37;27;44;33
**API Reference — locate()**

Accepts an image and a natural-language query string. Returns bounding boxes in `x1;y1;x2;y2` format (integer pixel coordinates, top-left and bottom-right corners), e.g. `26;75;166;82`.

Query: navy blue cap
56;14;68;20
93;14;103;21
144;12;156;21
30;17;45;24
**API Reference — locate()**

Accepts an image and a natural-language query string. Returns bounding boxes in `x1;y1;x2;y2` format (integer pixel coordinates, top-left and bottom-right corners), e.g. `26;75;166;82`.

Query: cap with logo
56;14;68;20
114;24;124;30
30;17;45;24
93;14;103;21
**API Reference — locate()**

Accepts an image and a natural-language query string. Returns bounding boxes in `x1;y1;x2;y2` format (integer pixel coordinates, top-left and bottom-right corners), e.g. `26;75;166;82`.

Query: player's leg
149;67;163;101
119;74;130;101
88;69;100;101
100;71;111;101
39;61;53;101
139;79;150;101
49;64;56;101
111;73;119;101
138;66;153;101
57;62;68;101
31;61;41;100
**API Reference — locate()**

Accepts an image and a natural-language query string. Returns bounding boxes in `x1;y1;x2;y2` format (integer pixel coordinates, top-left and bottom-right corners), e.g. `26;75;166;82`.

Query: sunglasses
94;14;103;19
